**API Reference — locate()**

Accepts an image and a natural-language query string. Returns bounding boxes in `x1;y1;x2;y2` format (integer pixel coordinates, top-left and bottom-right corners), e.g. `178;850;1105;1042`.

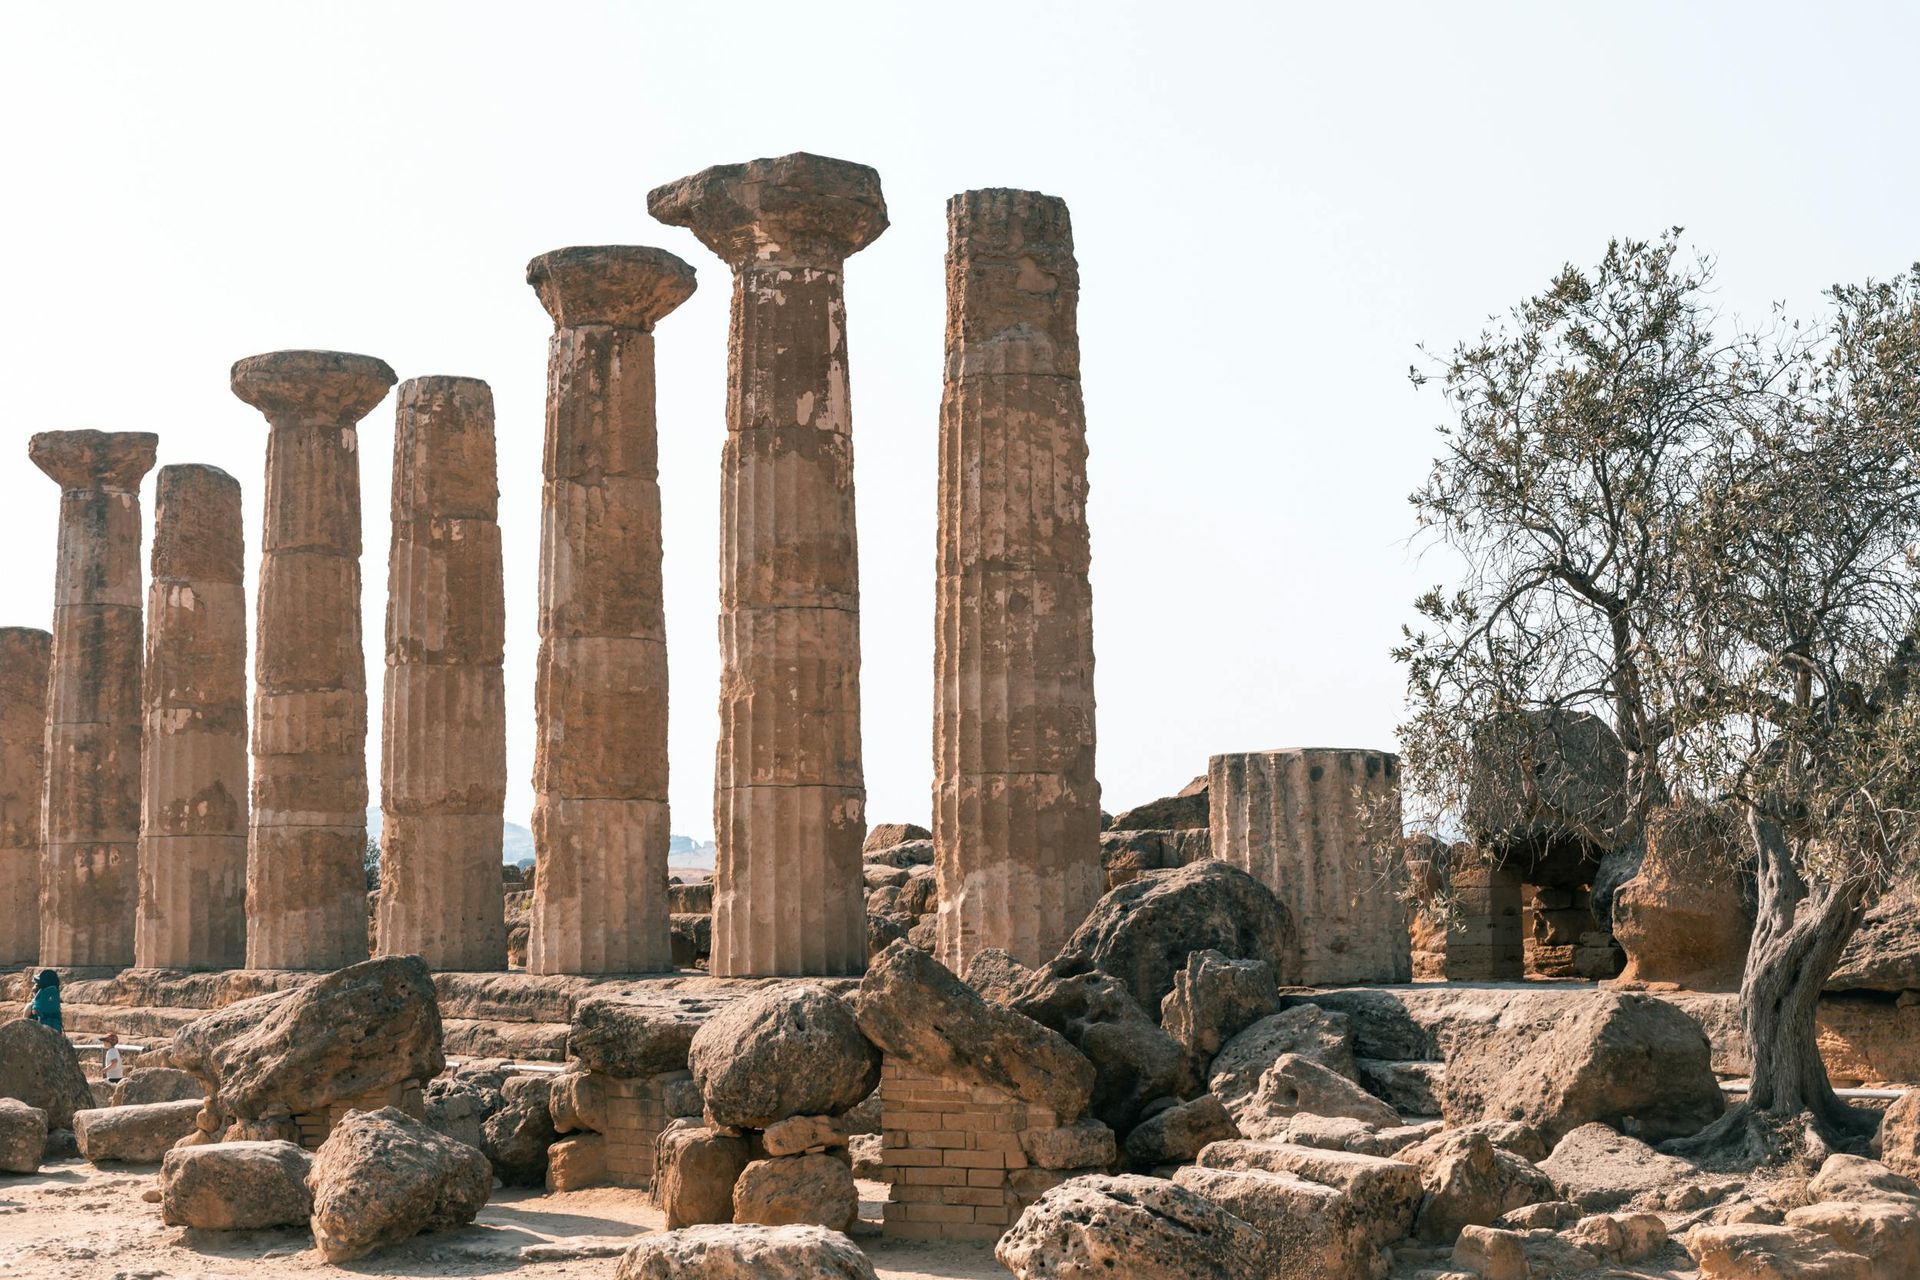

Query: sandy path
0;1158;1009;1280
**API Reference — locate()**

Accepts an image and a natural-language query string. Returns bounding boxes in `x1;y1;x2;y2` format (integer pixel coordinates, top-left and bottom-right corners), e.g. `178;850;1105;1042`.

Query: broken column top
949;188;1075;255
152;464;244;582
946;188;1081;381
230;350;397;424
648;151;888;268
28;430;160;491
391;375;498;521
526;246;697;330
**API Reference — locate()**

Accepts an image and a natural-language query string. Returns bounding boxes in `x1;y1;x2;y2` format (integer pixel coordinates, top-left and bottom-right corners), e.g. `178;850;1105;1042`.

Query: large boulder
1195;1139;1421;1248
73;1099;203;1164
1787;1198;1920;1280
307;1106;492;1262
1465;707;1627;850
864;822;931;852
422;1068;504;1150
653;1119;751;1229
0;1097;48;1174
1441;991;1723;1145
1171;1164;1378;1280
1686;1223;1872;1279
1125;1094;1239;1167
690;985;879;1129
615;1224;878;1280
547;1070;605;1135
1408;1128;1556;1241
995;1173;1266;1280
160;1139;312;1230
568;997;702;1078
1160;949;1280;1070
1878;1091;1920;1180
1224;1053;1400;1140
172;955;443;1121
481;1074;558;1186
1011;966;1190;1133
1049;860;1298;1014
852;942;1094;1122
1614;804;1753;990
733;1154;857;1232
1833;886;1920;994
112;1066;206;1106
0;1017;93;1129
1110;776;1210;832
1539;1122;1699;1211
1209;1004;1361;1126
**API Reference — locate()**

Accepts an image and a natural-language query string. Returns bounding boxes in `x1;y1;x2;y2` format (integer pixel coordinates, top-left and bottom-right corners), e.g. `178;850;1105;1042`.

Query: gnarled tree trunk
1667;808;1875;1164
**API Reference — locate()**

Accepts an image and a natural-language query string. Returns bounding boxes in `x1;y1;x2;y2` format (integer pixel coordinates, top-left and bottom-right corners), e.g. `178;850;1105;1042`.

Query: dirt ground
0;1159;1010;1280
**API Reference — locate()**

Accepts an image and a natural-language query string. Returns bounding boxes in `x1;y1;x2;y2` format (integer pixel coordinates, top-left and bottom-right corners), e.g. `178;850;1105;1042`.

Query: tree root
1659;1101;1875;1172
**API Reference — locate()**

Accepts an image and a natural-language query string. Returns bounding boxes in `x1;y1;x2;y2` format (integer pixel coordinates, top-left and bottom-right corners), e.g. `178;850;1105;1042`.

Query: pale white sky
2;3;1915;840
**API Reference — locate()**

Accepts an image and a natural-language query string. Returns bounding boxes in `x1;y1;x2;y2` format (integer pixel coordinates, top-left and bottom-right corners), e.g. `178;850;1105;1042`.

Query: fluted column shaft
31;430;158;969
378;377;507;971
1209;748;1410;984
0;628;52;965
527;247;694;975
650;153;887;977
233;350;395;970
137;465;248;969
933;190;1101;971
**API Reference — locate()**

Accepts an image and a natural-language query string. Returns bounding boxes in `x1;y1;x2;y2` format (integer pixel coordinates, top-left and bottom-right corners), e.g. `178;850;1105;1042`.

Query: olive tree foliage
1398;232;1920;1161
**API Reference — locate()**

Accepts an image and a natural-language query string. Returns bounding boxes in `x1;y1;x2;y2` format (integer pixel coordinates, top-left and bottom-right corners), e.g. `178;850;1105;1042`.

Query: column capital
526;246;697;330
28;429;159;491
231;349;396;425
648;152;888;270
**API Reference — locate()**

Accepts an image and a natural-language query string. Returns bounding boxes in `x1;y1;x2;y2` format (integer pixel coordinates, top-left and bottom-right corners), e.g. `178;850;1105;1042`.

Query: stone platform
2;967;852;1062
1294;980;1920;1089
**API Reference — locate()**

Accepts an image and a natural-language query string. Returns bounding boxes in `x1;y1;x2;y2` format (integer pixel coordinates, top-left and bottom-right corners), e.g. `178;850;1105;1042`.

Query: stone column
650;152;886;977
932;190;1102;971
136;465;249;969
0;628;52;965
232;350;395;971
378;376;508;971
1446;847;1525;981
31;431;158;969
525;247;695;975
1209;748;1410;984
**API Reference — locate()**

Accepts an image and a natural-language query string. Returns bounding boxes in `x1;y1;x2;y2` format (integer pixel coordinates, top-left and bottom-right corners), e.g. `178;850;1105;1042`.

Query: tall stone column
933;190;1102;971
136;465;249;969
650;153;886;977
30;430;158;969
525;247;694;975
1210;748;1410;984
0;628;52;965
232;350;395;971
378;376;507;971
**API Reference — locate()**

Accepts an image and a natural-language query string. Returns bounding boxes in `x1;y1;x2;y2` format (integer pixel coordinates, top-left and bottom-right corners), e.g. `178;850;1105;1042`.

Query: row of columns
0;153;1121;978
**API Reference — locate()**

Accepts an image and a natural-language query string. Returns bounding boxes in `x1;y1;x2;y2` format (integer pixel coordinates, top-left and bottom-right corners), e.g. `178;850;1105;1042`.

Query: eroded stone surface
234;350;395;970
31;429;158;967
1210;748;1409;984
527;247;693;976
933;189;1101;972
0;628;50;965
651;153;884;977
378;376;507;971
137;464;247;969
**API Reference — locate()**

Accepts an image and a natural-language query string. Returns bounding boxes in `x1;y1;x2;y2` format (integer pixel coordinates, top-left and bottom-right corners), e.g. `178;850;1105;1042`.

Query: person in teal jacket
26;969;60;1032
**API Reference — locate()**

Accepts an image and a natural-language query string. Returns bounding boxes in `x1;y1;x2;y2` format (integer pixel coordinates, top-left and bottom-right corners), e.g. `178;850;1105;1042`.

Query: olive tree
1400;233;1920;1161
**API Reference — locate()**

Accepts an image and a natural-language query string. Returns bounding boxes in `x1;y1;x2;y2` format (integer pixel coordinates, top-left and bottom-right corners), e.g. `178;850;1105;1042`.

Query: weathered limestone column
1209;748;1410;984
650;153;886;977
136;465;248;969
525;247;695;975
0;628;52;965
31;430;158;969
232;350;395;971
933;190;1102;971
378;376;507;971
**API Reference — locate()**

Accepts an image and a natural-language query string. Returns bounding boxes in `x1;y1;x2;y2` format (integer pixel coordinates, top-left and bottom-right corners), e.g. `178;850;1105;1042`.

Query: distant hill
367;808;705;866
